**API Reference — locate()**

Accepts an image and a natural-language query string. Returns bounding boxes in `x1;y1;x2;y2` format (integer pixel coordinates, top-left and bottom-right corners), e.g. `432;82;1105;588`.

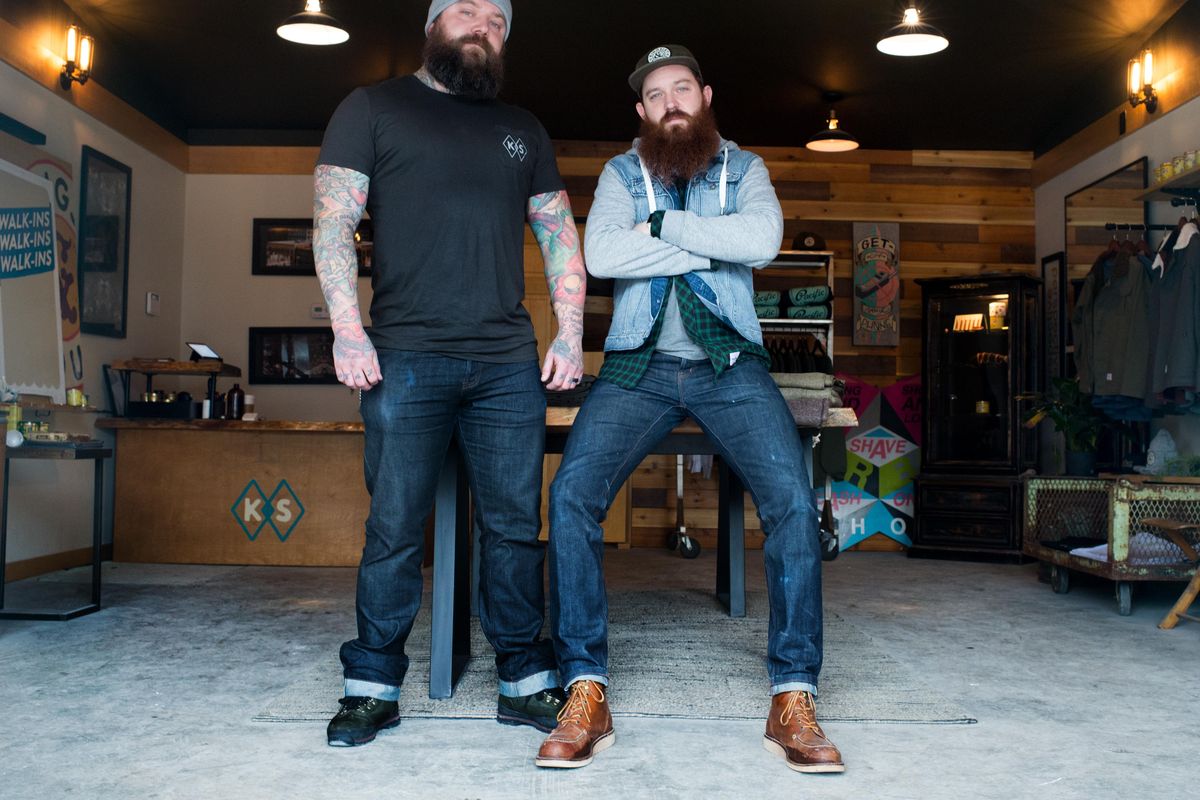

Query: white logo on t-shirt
502;135;528;161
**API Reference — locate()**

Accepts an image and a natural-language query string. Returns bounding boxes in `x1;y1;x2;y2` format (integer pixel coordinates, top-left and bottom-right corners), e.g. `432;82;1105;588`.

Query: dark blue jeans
549;354;822;695
340;350;557;701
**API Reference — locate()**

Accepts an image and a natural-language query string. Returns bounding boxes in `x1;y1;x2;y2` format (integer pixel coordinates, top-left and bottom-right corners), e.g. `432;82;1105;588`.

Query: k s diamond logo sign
502;135;527;161
232;479;305;542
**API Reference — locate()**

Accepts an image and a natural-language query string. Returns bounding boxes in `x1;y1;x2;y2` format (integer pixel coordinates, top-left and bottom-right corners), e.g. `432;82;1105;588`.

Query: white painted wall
181;175;370;422
1035;96;1200;456
0;59;186;561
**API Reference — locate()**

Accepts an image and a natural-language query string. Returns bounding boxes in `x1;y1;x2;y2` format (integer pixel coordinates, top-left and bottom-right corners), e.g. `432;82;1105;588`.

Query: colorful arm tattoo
528;190;586;358
313;165;371;361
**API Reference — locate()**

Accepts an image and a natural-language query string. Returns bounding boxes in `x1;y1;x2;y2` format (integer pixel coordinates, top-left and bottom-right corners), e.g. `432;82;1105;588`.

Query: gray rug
37;562;243;587
256;588;974;725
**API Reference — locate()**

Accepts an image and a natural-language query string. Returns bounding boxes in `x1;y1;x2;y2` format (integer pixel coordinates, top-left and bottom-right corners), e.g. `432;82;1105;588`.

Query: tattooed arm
313;165;379;390
528;190;586;390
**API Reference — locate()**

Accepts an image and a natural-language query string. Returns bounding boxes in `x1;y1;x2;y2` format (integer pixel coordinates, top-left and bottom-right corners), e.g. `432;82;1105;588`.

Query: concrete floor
1;548;1197;800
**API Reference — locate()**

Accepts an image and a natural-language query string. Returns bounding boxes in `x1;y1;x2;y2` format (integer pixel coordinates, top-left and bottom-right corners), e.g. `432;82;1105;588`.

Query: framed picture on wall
251;217;372;276
1041;251;1066;382
78;146;132;337
248;326;338;384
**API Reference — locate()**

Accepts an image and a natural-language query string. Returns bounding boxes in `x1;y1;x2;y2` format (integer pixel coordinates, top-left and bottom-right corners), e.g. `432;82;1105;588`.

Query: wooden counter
96;418;371;566
95;414;633;566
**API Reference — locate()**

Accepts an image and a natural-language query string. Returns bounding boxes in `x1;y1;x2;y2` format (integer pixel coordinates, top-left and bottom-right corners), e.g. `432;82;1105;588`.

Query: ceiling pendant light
806;109;859;153
876;5;949;57
277;0;349;46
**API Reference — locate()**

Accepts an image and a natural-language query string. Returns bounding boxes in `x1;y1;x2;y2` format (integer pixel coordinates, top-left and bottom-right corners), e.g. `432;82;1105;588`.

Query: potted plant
1020;377;1106;476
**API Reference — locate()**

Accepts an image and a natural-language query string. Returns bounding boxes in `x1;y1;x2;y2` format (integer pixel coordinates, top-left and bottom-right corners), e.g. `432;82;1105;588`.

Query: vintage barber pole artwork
852;222;901;346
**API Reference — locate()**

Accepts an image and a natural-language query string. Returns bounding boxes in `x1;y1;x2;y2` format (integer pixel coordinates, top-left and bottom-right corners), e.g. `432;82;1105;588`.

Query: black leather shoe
327;696;400;747
496;687;566;733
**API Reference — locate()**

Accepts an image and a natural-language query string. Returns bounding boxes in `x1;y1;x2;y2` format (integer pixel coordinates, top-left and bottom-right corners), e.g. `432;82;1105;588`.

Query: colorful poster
827;374;921;548
852;222;900;347
0;130;82;390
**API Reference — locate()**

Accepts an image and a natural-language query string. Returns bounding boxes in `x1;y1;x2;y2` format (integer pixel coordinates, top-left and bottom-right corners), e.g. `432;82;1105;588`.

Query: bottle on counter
226;383;245;420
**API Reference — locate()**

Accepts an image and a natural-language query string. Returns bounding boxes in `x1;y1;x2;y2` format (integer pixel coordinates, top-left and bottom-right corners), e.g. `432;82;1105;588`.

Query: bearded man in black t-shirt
314;0;586;748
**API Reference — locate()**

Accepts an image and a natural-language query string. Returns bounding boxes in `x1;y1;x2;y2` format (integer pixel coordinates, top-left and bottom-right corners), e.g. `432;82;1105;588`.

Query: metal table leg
716;459;746;618
0;453;104;621
429;445;471;699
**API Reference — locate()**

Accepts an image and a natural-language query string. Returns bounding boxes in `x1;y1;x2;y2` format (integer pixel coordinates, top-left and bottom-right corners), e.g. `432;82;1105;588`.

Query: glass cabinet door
926;292;1012;465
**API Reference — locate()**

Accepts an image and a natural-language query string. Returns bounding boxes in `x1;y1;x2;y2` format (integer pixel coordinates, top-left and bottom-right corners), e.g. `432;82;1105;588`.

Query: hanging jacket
1148;232;1200;403
1075;247;1156;402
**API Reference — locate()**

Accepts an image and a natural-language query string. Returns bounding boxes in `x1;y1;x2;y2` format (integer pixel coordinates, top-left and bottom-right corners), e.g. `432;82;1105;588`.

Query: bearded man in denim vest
535;45;844;774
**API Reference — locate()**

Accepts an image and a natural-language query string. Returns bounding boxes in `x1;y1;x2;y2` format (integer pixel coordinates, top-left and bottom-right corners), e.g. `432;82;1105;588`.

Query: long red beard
637;103;721;182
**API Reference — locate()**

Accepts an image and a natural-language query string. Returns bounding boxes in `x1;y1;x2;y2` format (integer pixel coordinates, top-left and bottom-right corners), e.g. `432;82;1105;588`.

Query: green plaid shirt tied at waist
599;208;770;389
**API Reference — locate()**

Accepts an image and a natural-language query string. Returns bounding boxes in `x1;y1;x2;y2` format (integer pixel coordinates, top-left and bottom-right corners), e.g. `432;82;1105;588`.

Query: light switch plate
145;291;160;316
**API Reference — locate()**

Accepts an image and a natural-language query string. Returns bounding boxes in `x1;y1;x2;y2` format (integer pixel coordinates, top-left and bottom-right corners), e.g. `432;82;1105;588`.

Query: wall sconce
1128;49;1157;113
876;5;949;57
60;24;94;90
277;0;349;46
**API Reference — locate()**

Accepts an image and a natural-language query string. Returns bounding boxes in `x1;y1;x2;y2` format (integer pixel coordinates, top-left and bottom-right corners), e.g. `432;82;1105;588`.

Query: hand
541;333;584;391
633;221;652;236
333;334;382;390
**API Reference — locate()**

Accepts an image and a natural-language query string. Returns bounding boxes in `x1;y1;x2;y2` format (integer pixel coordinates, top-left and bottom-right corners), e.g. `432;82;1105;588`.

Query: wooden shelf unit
110;358;241;416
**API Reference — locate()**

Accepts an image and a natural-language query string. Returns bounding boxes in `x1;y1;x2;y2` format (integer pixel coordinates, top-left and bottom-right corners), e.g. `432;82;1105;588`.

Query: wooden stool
1142;518;1200;630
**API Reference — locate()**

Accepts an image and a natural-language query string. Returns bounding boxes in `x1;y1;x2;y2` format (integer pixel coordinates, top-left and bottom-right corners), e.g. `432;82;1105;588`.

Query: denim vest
603;144;765;351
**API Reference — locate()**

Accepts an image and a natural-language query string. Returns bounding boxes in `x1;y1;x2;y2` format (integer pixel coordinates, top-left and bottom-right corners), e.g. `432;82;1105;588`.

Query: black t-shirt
317;76;564;362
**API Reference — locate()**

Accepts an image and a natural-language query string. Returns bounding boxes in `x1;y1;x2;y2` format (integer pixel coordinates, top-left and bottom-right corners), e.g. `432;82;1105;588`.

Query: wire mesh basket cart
1022;475;1200;616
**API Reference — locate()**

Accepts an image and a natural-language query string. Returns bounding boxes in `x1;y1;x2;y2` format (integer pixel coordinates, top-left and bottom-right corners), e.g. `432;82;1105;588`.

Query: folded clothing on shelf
753;290;781;305
770;372;837;389
755;304;780;319
788;285;832;306
787;304;832;320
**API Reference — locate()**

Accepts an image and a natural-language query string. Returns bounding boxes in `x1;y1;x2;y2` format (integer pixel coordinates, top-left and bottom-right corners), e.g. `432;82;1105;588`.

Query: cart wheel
667;532;680;551
679;535;701;559
1116;582;1132;616
1050;565;1070;594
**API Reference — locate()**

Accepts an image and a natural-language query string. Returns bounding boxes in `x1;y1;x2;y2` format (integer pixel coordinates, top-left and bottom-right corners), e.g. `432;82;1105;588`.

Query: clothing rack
1104;220;1171;230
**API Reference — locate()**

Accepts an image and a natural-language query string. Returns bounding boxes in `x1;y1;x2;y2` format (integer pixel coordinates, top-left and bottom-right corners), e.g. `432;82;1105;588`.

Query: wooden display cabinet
911;274;1041;557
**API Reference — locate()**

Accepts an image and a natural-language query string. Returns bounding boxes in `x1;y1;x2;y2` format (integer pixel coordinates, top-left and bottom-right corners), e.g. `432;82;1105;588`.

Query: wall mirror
0;157;66;403
1064;158;1148;279
1062;157;1149;472
78;146;131;338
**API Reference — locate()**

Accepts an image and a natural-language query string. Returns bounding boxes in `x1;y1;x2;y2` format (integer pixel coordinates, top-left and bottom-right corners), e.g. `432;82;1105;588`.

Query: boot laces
336;696;375;717
779;691;822;735
558;681;604;726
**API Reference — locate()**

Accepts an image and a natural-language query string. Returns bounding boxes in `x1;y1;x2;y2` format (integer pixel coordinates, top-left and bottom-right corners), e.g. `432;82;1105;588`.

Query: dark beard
637;103;721;182
422;27;504;99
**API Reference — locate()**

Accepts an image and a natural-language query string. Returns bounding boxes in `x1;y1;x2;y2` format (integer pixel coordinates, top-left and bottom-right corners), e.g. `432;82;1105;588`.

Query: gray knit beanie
426;0;513;41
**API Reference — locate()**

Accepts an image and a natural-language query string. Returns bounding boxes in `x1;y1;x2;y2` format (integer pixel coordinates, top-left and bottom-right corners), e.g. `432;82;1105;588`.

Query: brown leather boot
763;690;845;773
534;680;614;768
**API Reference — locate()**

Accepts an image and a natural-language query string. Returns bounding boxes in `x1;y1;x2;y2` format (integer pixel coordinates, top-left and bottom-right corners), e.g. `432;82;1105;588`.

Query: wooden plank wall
526;142;1036;550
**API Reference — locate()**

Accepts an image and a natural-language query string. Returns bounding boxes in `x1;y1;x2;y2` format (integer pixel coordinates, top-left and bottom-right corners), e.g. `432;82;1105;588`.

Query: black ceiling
39;0;1193;153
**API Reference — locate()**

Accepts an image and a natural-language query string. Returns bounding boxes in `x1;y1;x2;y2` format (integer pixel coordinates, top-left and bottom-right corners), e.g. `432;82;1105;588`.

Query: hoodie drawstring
637;145;730;217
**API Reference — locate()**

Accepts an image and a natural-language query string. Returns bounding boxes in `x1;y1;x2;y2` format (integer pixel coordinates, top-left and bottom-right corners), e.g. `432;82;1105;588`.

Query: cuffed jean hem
499;669;559;698
344;678;400;702
561;672;609;689
771;681;818;698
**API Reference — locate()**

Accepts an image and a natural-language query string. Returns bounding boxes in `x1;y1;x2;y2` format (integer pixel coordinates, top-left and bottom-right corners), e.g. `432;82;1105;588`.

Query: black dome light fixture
876;5;949;57
806;92;859;153
277;0;349;46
